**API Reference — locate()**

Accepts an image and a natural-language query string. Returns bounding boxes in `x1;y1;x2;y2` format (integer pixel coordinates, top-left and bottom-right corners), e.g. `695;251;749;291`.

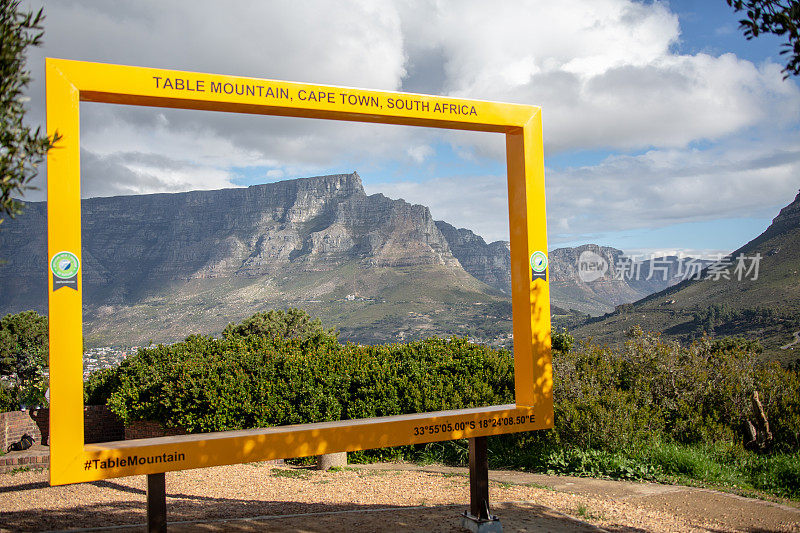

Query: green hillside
82;262;515;348
574;190;800;363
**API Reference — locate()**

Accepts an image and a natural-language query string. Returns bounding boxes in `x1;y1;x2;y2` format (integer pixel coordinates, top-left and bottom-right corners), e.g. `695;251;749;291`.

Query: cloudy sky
20;0;800;257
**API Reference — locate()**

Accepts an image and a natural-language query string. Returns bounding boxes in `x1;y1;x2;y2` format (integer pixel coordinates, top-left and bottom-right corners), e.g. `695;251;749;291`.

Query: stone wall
1;410;42;452
84;405;126;443
124;420;188;440
0;448;49;473
1;405;125;450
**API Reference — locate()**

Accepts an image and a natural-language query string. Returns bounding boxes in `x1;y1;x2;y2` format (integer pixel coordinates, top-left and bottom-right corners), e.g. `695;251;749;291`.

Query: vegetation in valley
575;197;800;363
81;309;800;499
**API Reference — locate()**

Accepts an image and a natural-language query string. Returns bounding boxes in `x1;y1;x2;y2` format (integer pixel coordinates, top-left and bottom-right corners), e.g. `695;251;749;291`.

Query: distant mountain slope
550;245;715;315
0;173;513;346
434;221;512;294
0;171;727;347
435;230;709;316
575;190;800;362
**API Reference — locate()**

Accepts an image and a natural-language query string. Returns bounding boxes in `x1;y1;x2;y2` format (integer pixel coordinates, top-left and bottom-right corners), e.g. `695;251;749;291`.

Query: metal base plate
460;512;503;533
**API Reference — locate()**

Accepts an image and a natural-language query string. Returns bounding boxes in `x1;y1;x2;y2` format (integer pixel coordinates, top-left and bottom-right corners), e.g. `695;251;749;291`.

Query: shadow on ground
0;478;618;533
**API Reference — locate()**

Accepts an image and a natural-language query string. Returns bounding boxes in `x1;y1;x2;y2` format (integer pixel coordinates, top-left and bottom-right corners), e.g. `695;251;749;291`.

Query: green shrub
86;311;800;497
84;367;121;405
551;328;574;353
548;332;800;451
222;308;334;341
103;327;513;434
94;315;800;453
0;311;48;409
0;383;16;412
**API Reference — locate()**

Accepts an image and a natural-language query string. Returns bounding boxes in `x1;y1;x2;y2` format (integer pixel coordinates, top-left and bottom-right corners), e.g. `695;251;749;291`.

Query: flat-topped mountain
0;172;723;346
0;173;511;345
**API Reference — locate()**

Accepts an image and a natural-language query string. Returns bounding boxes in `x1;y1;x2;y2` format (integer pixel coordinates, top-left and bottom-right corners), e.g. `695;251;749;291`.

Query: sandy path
780;330;800;350
0;462;797;532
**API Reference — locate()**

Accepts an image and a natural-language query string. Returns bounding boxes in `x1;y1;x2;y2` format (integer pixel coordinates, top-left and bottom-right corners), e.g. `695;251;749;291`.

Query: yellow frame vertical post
45;59;553;485
46;60;85;483
506;113;552;408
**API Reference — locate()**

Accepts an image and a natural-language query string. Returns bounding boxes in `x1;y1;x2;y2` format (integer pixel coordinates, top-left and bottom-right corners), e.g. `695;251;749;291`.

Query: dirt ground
1;462;798;532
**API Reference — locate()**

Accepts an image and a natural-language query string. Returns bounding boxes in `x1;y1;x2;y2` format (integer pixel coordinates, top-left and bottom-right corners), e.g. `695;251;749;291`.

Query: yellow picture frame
45;58;553;485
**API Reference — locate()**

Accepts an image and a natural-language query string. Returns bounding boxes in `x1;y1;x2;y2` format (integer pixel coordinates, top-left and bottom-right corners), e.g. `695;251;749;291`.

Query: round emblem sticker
530;251;548;273
50;251;80;279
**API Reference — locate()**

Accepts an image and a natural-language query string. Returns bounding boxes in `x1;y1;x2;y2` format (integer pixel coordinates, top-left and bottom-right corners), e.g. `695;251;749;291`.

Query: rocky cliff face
546;245;642;314
0;172;724;344
0;172;464;314
748;189;800;246
547;244;711;315
0;202;48;315
435;221;511;294
433;229;707;315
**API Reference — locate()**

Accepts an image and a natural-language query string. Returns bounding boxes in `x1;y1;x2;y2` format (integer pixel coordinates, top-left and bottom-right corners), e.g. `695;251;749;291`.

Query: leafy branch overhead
726;0;800;78
0;0;59;226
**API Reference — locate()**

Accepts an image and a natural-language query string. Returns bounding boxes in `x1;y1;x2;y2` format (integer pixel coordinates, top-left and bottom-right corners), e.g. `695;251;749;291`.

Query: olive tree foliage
222;308;336;341
726;0;800;78
0;0;58;227
0;310;48;410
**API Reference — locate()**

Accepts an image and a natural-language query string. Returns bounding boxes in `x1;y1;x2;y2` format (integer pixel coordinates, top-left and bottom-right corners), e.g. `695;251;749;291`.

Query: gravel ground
0;462;798;532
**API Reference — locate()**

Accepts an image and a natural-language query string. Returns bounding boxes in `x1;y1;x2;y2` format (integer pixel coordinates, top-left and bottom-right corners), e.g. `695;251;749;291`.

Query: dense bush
100;320;514;433
93;314;800;450
548;331;800;452
86;311;800;495
0;310;49;409
221;308;334;341
488;330;800;497
0;383;16;412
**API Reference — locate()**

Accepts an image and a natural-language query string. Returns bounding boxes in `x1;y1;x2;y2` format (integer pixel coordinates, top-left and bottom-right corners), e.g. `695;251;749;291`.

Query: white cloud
14;0;800;251
33;0;405;89
546;141;800;241
25;0;796;169
621;248;735;260
23;0;413;196
80;150;236;198
368;137;800;245
406;144;434;164
400;0;800;152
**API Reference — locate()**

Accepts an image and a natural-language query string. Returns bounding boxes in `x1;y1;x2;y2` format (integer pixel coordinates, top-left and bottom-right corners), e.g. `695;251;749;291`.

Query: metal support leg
460;436;502;532
147;473;167;533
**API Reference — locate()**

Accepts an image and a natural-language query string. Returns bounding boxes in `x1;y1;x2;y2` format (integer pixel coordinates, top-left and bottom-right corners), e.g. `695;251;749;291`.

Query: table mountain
0;171;721;346
0;173;511;346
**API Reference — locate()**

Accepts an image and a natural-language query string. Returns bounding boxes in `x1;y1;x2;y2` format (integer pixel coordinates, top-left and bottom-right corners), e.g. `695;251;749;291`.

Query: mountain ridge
0;172;749;347
574;189;800;361
1;172;512;345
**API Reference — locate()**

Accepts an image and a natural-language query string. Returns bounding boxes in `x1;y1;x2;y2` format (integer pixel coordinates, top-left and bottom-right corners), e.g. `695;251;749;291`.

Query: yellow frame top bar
51;58;537;131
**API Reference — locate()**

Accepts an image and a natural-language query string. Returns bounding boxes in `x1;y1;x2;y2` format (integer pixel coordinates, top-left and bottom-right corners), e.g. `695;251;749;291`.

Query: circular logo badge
50;251;80;279
530;251;548;273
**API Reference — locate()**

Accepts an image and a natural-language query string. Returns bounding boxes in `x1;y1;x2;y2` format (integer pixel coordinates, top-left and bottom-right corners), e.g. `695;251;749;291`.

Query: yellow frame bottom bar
53;404;546;484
